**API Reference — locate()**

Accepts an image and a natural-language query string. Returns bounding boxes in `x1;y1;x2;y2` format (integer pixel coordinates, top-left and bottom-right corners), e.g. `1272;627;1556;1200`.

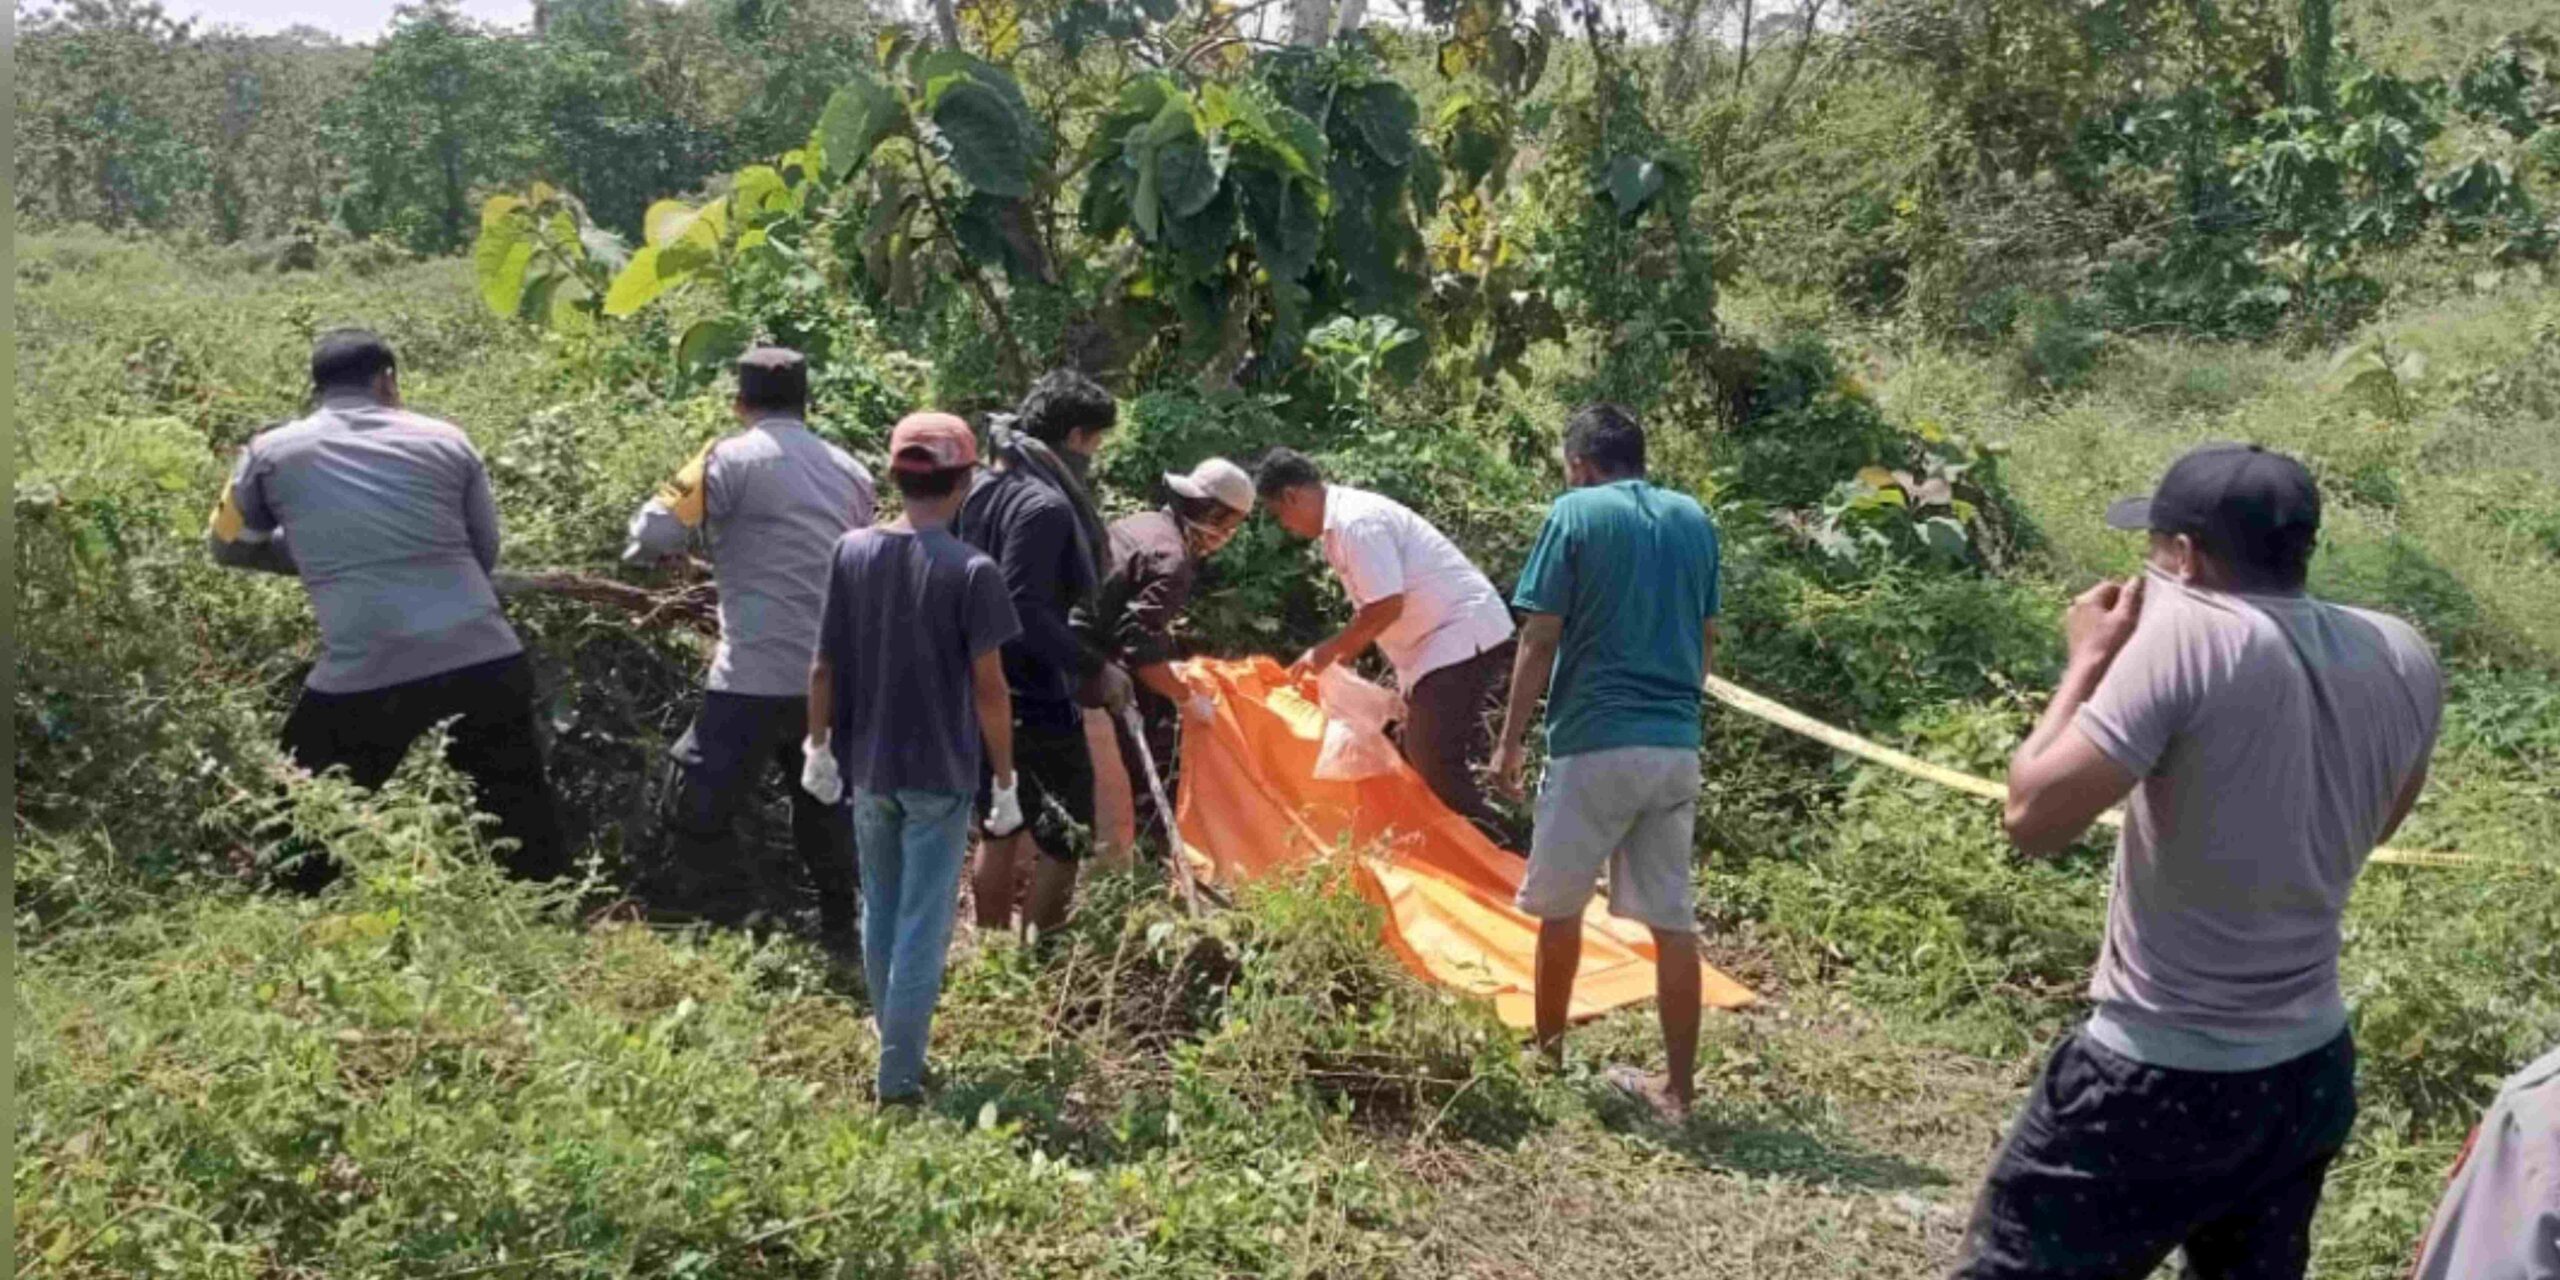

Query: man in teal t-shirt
1493;402;1721;1119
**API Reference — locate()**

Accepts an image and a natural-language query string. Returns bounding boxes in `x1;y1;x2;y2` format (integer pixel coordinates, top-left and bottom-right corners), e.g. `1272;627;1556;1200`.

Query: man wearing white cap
1086;457;1255;853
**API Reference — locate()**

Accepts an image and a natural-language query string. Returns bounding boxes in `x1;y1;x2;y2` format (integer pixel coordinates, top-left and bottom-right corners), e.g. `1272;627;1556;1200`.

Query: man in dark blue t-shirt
804;413;1020;1104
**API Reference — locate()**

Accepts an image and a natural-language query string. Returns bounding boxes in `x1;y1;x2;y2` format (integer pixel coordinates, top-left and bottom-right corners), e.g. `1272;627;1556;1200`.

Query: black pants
278;653;567;887
1954;1030;2357;1280
1400;640;1517;849
661;691;855;934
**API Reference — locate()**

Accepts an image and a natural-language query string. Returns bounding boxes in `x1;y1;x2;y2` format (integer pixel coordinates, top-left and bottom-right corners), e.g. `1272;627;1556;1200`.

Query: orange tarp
1173;657;1756;1028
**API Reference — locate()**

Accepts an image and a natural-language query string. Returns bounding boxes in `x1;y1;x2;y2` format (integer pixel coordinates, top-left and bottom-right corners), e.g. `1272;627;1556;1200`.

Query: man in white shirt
1256;448;1517;842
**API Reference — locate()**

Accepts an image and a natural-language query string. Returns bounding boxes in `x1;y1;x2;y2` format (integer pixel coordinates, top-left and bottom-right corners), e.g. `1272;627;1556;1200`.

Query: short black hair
1014;369;1116;446
2197;527;2316;593
893;465;970;501
311;328;396;392
736;346;810;414
1563;403;1646;477
1254;447;1324;501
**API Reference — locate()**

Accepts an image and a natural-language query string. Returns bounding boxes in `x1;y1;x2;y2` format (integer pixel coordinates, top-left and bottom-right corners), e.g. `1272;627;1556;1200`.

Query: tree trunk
1288;0;1332;47
1332;0;1366;38
1735;0;1755;84
932;0;962;49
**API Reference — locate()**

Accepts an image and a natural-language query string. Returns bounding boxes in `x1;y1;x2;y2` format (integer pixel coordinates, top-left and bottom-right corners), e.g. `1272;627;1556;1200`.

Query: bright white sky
176;0;536;41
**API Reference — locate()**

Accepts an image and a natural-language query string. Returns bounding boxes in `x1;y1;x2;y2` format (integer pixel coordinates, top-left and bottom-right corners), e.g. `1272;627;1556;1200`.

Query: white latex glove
800;735;843;806
1185;693;1217;723
986;773;1025;838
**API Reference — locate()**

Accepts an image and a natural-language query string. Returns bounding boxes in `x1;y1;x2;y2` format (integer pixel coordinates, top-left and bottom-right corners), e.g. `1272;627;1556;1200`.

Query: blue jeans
852;788;974;1100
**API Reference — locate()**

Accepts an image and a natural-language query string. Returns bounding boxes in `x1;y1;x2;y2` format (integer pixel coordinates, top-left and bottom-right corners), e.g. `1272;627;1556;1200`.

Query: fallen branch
493;569;719;638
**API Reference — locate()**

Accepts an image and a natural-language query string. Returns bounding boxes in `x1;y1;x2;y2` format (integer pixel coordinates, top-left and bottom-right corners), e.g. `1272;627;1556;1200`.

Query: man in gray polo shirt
1959;443;2443;1280
627;347;876;946
209;328;564;887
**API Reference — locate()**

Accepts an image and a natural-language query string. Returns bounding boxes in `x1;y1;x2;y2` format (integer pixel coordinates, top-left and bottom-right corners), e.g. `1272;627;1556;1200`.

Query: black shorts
1954;1029;2356;1280
978;718;1096;861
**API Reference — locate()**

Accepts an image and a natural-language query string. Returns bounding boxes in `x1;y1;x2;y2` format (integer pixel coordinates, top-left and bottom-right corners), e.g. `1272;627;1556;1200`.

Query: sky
174;0;536;41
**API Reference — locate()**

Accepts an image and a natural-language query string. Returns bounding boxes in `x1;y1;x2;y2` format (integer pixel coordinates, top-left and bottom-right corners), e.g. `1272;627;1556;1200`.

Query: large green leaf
1127;99;1201;240
818;73;904;181
603;245;700;317
603;246;663;317
731;165;794;219
1080;165;1131;237
1163;181;1237;278
1086;74;1177;168
677;317;753;372
1264;277;1311;372
1158;133;1224;221
645;199;725;251
1409;145;1443;221
1604;154;1664;220
472;197;533;318
1440;98;1506;191
1238;168;1321;282
953;192;1047;281
932;81;1034;199
1347;82;1419;168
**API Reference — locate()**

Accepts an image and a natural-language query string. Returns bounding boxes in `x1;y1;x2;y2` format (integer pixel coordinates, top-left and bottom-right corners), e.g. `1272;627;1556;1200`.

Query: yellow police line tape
1704;677;2519;873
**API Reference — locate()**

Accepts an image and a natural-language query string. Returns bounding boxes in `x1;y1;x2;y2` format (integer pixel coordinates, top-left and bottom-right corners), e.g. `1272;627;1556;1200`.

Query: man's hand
1290;640;1341;680
1080;662;1135;714
1492;738;1529;801
986;772;1025;838
799;736;844;806
2063;575;2145;673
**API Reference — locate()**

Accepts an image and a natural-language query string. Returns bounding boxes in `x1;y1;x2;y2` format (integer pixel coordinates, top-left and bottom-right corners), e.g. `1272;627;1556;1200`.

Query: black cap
735;346;809;411
2105;442;2320;582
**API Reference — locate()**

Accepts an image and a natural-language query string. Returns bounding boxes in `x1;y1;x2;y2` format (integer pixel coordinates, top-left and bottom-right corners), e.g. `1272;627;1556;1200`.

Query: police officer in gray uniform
209;328;565;888
627;347;875;946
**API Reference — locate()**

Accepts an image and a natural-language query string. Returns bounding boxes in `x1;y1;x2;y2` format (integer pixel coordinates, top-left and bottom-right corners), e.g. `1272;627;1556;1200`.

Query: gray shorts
1515;746;1701;932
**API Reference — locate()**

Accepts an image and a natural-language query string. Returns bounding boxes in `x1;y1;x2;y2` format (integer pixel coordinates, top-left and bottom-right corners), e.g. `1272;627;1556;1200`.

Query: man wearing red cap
1957;442;2443;1280
626;346;874;948
803;413;1020;1104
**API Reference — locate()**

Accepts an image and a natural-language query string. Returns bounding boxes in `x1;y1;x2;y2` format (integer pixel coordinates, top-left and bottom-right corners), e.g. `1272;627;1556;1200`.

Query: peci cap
888;412;978;473
2105;441;2320;573
1165;457;1255;515
736;346;809;408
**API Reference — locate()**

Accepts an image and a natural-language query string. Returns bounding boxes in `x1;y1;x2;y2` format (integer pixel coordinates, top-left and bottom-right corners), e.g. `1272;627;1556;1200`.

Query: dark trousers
1954;1030;2357;1280
278;653;567;887
1400;639;1516;848
1111;689;1179;854
661;691;855;934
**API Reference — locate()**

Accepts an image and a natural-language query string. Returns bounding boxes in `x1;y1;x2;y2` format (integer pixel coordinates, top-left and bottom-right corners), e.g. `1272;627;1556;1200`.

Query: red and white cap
888;412;978;473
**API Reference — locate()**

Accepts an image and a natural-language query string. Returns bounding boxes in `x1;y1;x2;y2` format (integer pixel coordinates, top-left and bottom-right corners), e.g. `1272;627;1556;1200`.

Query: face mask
1187;520;1238;557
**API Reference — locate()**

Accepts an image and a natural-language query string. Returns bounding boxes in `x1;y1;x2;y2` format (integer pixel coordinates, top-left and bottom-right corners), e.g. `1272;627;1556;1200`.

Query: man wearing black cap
209;328;565;886
627;346;875;948
1956;443;2444;1280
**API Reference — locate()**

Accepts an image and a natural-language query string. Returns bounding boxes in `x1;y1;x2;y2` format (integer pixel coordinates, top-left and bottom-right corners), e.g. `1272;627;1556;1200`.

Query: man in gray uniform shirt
2411;1041;2560;1280
627;347;876;946
1958;442;2443;1280
209;328;565;888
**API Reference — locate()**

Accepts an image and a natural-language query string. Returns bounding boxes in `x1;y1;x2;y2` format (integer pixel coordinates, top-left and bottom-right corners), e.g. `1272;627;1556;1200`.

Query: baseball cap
1165;457;1255;515
2104;441;2320;577
888;412;978;473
